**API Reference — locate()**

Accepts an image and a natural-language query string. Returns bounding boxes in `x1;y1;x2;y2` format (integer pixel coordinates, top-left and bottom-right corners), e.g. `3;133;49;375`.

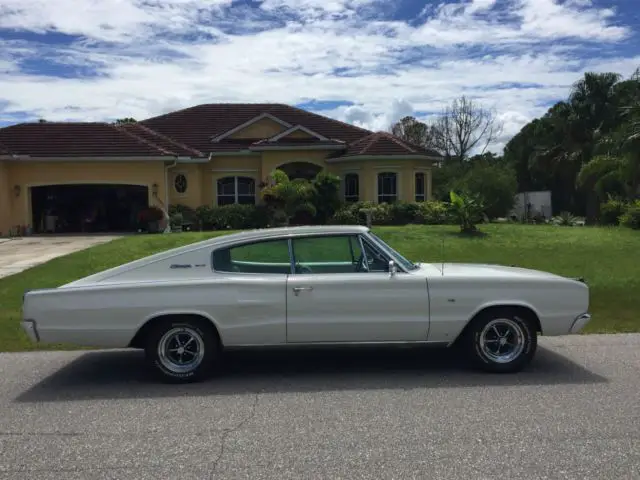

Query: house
0;103;442;235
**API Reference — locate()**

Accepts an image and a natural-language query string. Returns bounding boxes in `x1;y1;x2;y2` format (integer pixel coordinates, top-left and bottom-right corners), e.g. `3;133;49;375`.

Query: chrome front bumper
569;313;591;334
21;319;40;342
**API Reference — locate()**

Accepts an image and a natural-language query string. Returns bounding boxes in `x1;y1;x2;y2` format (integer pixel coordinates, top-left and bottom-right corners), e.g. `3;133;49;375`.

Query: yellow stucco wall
0;152;433;234
203;155;263;207
0;162;12;235
261;150;329;175
227;118;288;139
332;159;433;203
167;163;203;209
282;129;316;139
2;161;166;231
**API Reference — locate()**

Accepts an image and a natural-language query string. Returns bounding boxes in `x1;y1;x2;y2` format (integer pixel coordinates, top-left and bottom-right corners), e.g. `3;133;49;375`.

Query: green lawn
0;224;638;352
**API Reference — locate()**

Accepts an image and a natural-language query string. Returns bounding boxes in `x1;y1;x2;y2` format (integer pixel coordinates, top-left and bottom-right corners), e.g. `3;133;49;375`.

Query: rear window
212;239;291;274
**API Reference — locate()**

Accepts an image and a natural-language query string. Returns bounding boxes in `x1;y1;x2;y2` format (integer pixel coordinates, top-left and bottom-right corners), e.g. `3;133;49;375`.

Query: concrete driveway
0;334;639;479
0;235;121;279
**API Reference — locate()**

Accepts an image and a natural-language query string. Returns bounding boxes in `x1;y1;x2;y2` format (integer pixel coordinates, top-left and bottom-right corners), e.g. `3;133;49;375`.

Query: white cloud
0;0;637;153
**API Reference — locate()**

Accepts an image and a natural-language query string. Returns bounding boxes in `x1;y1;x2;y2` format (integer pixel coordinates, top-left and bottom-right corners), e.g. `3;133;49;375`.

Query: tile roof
119;123;205;157
0;105;443;159
141;103;372;153
0;122;179;157
339;131;442;158
0;141;11;155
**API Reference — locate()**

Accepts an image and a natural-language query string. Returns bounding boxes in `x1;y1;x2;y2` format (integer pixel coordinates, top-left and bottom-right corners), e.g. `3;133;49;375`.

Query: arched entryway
277;161;322;181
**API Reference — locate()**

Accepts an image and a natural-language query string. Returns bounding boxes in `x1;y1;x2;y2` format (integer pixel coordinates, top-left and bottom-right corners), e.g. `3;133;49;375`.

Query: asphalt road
1;334;639;480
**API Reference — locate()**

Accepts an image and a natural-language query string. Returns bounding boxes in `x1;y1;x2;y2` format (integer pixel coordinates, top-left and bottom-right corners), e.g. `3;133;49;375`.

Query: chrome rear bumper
569;313;591;334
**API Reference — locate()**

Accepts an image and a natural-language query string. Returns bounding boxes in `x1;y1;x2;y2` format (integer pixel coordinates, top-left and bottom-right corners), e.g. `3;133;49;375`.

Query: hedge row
169;200;457;231
170;204;270;230
329;201;455;226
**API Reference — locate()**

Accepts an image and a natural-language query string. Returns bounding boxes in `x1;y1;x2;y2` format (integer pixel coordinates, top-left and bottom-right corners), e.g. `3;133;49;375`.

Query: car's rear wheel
144;318;219;383
463;309;537;373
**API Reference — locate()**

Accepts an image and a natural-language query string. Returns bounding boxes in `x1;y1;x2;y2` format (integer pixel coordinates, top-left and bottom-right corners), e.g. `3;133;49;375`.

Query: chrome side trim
224;340;450;350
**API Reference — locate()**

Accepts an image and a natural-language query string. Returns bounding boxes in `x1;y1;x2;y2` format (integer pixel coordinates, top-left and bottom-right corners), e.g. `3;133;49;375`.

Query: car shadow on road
14;345;608;403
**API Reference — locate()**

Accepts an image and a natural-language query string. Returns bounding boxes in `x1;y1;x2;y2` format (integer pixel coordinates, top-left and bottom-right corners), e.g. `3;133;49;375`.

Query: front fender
448;300;543;346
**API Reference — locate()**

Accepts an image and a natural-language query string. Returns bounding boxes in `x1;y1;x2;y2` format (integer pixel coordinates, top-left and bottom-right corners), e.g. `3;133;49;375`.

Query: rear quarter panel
23;276;287;348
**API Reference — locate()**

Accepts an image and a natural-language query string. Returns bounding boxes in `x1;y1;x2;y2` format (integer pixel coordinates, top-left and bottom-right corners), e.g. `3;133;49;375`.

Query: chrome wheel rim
157;327;205;374
479;318;526;364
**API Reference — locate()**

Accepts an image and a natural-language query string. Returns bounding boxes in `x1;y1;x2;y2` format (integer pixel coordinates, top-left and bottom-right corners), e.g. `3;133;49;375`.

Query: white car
21;225;591;383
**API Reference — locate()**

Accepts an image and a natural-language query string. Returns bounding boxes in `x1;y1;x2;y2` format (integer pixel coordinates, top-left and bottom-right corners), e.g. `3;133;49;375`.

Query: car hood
424;262;569;281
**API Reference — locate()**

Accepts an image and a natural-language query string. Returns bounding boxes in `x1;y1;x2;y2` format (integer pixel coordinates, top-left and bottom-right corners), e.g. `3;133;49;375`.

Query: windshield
367;232;418;271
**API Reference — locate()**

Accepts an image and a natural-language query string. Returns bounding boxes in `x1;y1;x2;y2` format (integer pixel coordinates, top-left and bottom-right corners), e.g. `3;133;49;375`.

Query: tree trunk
585;190;599;225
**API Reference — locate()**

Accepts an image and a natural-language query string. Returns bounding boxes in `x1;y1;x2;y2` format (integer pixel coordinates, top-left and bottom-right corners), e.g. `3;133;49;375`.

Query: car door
210;238;290;346
285;233;430;343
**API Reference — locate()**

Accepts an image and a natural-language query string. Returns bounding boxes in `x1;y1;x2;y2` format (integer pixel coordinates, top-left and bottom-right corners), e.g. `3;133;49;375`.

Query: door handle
292;286;313;296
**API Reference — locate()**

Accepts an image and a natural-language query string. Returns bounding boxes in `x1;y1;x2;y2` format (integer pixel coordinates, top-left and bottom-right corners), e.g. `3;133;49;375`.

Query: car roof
206;224;370;246
62;225;372;287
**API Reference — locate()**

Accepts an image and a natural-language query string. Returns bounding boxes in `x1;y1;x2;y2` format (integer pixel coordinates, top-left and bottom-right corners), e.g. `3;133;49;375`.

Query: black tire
144;317;220;383
462;308;537;373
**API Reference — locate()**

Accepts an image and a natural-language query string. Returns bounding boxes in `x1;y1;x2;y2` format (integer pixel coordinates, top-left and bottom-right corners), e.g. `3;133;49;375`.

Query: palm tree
577;72;640;203
566;72;623;222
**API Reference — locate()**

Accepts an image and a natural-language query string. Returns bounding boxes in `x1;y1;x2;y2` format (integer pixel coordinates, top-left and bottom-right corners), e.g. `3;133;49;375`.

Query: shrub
169;204;197;224
387;201;421;225
619;200;640;230
169;212;183;227
329;200;454;226
551;211;579;226
415;201;453;225
195;205;216;230
138;206;164;223
448;190;485;233
328;201;374;225
260;169;316;225
194;204;269;230
329;206;361;225
599;196;628;226
446;162;518;219
311;172;341;224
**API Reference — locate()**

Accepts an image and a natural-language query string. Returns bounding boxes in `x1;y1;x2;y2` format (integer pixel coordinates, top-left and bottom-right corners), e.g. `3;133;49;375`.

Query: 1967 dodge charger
21;225;591;383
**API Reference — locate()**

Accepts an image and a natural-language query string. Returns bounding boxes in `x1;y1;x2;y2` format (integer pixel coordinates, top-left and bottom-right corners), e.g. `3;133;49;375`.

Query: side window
291;235;365;274
212;239;291;274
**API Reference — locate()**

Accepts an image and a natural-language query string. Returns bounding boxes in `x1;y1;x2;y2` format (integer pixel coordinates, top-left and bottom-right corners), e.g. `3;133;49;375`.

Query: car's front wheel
144;317;219;383
463;309;537;373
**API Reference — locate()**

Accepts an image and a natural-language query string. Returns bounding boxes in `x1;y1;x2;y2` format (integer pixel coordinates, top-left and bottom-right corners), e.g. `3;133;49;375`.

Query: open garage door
31;184;149;234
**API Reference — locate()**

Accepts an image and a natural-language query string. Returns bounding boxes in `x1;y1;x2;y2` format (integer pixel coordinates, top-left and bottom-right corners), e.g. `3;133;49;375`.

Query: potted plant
170;212;184;232
138;206;165;233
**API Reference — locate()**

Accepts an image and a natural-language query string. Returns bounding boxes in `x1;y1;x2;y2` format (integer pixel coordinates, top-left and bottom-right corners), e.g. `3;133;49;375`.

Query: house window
174;173;188;194
344;173;359;203
377;172;397;204
415;172;425;202
217;176;256;206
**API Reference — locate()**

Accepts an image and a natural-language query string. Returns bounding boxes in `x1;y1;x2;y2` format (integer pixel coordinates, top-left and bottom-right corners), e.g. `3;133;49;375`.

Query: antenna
441;237;445;276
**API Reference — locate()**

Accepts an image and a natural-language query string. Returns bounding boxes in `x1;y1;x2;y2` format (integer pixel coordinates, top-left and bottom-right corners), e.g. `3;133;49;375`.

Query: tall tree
389;116;440;152
390;116;428;145
503;69;640;219
114;117;137;125
432;95;504;162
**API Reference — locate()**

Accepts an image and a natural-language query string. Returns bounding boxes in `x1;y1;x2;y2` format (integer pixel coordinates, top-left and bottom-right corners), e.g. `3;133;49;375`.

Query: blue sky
1;0;639;150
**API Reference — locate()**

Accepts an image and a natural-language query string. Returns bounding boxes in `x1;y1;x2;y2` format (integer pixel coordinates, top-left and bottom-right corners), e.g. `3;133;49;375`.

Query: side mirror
388;260;397;277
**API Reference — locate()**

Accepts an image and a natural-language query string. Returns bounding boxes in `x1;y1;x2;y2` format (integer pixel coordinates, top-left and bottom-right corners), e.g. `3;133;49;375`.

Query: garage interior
30;184;149;234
